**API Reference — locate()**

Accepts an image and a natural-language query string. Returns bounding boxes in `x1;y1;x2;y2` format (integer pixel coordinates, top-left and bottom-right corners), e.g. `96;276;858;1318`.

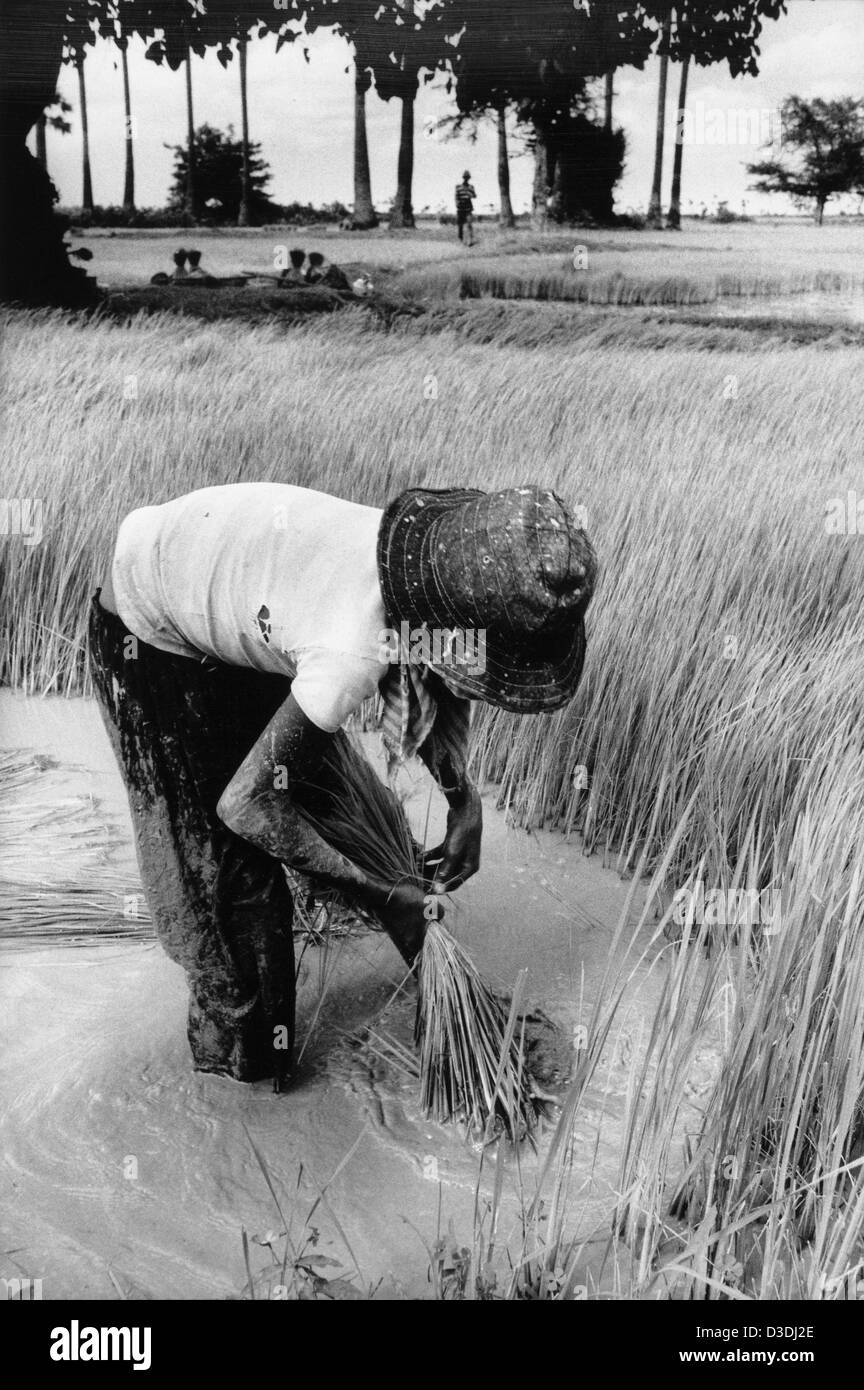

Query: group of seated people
279;248;351;291
150;248;219;286
150;246;371;296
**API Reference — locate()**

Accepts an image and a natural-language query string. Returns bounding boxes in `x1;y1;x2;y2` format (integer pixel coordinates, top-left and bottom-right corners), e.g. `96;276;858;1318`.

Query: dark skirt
88;594;296;1086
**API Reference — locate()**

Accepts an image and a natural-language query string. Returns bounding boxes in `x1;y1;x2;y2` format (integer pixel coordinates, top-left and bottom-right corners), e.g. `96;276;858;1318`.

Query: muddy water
0;693;716;1299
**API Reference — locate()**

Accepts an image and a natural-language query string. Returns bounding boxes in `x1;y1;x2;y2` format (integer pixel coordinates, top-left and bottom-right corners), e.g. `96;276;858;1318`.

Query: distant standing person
455;171;477;246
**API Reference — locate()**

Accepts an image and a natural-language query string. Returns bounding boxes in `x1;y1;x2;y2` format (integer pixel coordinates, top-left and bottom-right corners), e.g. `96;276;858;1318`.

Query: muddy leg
210;833;296;1088
88;594;295;1084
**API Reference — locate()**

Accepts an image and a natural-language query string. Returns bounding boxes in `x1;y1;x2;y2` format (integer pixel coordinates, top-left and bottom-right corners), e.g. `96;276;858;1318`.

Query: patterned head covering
377;486;596;715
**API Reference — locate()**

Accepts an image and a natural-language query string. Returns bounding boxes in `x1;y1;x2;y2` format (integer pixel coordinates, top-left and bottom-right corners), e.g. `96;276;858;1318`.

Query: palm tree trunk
76;53;93;213
667;51;689;229
604;70;614;133
389;0;416;229
184;42;196;222
547;147;564;222
646;17;671;229
531;126;548;229
120;40;135;213
390;87;415;228
35;112;47;168
496;103;514;227
352;64;377;228
238;35;250;226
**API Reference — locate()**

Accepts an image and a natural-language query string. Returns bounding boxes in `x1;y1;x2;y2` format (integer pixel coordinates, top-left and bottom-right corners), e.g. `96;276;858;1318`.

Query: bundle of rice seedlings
0;750;154;947
298;734;540;1141
0;876;153;946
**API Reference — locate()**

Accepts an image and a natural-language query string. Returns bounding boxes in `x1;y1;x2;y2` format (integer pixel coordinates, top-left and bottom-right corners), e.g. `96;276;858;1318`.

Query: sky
34;0;864;219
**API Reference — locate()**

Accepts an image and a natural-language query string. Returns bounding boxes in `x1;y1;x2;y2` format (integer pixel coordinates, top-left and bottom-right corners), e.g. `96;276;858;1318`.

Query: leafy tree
440;0;790;227
131;2;310;221
62;3;102;214
353;0;447;229
645;10;671;227
301;1;387;228
115;30;136;212
666;44;689;229
236;33;251;224
305;0;450;229
440;0;655;225
495;105;515;227
167;122;278;223
0;0;448;296
747;96;864;224
641;1;790;227
75;52;95;212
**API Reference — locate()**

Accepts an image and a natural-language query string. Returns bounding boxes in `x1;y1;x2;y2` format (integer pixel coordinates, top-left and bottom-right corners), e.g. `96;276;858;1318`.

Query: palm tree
184;40;196;220
531;128;549;229
496;101;514;227
390;0;416;228
667;48;690;229
645;13;671;228
352;60;378;227
604;70;614;132
237;32;251;225
118;33;135;214
35;113;47;168
75;50;94;213
390;90;416;226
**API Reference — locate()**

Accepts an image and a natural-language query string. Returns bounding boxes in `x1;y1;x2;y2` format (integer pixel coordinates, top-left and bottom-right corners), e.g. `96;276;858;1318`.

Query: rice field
394;254;864;309
76;217;864;292
2;231;864;1297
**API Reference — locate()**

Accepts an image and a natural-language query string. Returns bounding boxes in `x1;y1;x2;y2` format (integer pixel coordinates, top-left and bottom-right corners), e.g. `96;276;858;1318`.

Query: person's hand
363;878;443;966
423;785;482;894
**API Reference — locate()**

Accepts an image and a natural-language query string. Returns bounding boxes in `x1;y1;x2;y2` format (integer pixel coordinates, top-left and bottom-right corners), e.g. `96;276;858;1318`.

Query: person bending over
91;483;595;1087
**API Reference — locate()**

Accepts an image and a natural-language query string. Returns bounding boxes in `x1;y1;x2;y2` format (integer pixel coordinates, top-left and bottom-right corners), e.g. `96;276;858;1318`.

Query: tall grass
420;786;864;1299
2;306;861;874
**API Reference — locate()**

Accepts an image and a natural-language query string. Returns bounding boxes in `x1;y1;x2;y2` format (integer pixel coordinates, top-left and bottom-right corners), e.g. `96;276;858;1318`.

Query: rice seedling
295;734;541;1141
0;749;153;946
414;783;864;1300
0;876;153;947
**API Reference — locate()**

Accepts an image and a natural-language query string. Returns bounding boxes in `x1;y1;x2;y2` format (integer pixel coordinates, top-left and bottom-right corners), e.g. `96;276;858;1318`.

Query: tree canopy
56;1;792;108
747;96;864;223
440;0;654;118
645;0;788;74
167;120;276;220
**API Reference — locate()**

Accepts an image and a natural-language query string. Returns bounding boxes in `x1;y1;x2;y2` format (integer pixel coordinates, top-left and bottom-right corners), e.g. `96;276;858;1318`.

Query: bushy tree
747;96;864;224
167;122;278;222
439;0;655;225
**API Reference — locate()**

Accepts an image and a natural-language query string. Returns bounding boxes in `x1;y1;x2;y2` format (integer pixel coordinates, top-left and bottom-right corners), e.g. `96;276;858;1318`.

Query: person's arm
217;693;434;963
419;746;483;894
416;677;482;892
